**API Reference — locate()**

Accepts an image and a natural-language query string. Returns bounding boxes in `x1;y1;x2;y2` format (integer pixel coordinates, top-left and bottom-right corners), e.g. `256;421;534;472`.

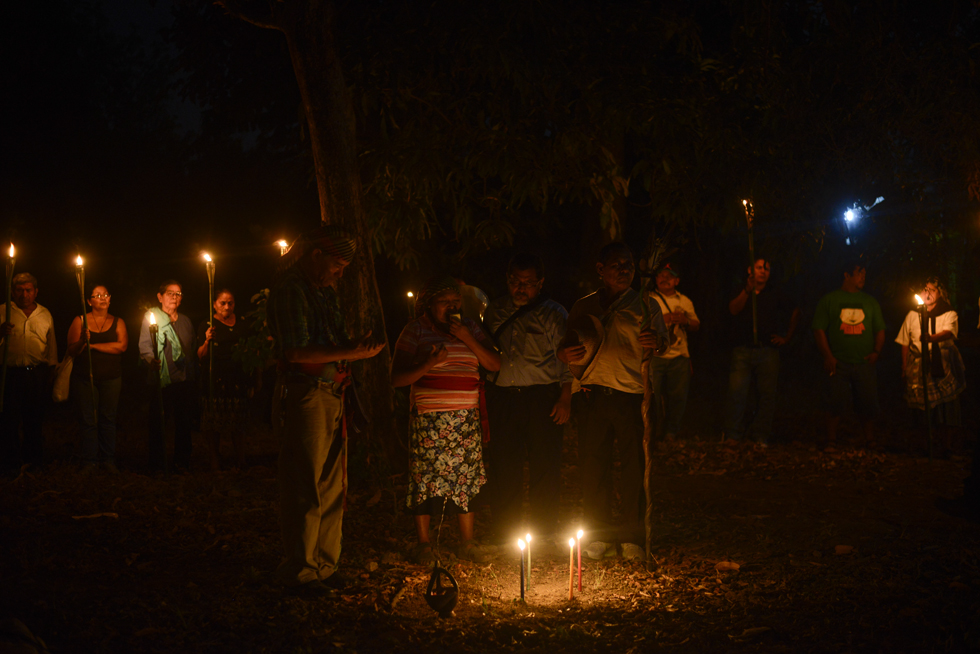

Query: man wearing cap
558;242;670;562
648;263;699;442
723;257;800;446
0;273;58;472
268;225;385;597
484;253;572;544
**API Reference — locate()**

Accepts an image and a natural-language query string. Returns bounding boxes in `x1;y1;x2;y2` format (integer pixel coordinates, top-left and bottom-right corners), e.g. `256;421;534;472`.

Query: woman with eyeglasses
138;280;198;473
196;289;250;470
66;285;128;474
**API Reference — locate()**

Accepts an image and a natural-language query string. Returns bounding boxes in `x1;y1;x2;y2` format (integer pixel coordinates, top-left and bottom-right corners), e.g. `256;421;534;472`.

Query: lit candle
568;538;575;600
276;239;289;256
576;529;583;591
525;533;532;594
0;244;14;411
203;253;215;407
517;539;525;602
75;256;96;415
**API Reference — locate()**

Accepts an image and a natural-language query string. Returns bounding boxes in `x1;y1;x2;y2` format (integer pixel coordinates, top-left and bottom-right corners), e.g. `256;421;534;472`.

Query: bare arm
864;330;886;364
282;331;384;365
813;329;836;375
390;344;447;388
66;316;87;358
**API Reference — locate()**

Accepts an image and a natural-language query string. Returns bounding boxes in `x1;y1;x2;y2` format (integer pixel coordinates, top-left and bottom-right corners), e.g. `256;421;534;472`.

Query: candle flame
203;253;212;262
8;244;13;258
276;240;288;248
147;311;156;326
75;255;83;266
407;291;414;298
518;539;525;551
568;538;576;548
576;529;583;539
525;533;532;543
915;294;924;305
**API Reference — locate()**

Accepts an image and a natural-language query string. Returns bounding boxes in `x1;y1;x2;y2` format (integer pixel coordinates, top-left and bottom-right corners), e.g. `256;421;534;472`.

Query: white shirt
649;290;698;359
1;302;58;366
895;309;958;354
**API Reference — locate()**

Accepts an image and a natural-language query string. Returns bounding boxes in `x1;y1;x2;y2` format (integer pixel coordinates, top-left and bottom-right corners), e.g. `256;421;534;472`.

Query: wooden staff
75;256;97;424
742;200;758;346
0;244;14;412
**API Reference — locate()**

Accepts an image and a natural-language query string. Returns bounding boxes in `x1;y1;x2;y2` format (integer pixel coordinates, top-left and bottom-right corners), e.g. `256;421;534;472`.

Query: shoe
622;543;646;561
104;461;120;475
457;540;491;564
411;543;436;566
284;580;336;598
585;541;616;560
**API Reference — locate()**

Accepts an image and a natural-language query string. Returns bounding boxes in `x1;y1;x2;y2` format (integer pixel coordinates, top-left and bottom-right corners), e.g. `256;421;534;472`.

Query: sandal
411;543;436;566
456;540;490;564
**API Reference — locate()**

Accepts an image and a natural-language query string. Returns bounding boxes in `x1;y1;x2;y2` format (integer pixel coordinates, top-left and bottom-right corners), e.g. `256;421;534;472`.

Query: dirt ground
2;398;979;654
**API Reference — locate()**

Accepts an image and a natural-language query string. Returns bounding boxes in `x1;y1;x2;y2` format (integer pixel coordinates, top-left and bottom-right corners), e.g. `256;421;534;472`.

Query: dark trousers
148;380;195;471
486;383;564;539
72;376;122;464
577;386;644;543
0;365;50;469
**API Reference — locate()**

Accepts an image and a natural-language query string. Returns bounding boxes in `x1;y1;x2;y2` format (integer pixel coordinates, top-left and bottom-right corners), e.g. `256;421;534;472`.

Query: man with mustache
558;242;669;562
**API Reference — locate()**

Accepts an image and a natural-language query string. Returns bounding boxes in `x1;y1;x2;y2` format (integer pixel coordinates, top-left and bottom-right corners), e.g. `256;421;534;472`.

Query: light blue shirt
484;295;572;388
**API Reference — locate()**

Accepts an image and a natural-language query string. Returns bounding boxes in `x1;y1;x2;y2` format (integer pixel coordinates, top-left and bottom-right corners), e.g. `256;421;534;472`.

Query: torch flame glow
518;539;525;551
915;294;924;305
568;537;576;548
8;244;13;258
276;240;288;248
526;533;532;543
407;291;414;298
75;255;83;266
203;253;212;262
147;311;156;326
576;529;583;539
742;199;748;206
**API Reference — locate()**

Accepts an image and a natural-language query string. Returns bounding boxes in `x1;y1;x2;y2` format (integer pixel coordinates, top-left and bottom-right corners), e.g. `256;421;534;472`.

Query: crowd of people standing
0;227;973;597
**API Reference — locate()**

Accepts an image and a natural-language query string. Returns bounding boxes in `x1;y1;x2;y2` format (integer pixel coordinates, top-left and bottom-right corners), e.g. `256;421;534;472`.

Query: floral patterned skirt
406;408;486;514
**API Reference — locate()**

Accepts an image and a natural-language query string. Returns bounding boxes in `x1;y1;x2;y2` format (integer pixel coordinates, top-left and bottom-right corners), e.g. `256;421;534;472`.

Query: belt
278;371;344;393
493;382;559;393
582;384;632;396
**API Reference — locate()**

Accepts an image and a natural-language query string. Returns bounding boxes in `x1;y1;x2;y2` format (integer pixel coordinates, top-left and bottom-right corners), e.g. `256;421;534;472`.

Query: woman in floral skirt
391;276;500;564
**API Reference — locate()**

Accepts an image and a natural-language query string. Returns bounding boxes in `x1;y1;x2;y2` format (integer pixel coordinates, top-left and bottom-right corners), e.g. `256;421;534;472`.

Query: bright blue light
844;209;856;222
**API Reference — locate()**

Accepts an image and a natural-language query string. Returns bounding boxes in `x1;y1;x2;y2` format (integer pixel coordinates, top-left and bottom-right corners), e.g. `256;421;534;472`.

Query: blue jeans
72;376;122;464
724;346;780;443
647;356;691;438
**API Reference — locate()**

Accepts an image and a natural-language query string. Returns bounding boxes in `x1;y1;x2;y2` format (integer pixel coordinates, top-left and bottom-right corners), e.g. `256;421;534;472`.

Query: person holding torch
139;280;197;473
0;273;58;472
895;277;965;457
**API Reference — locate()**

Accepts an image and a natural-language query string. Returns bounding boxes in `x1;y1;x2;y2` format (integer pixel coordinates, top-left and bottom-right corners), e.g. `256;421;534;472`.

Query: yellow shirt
1;303;58;366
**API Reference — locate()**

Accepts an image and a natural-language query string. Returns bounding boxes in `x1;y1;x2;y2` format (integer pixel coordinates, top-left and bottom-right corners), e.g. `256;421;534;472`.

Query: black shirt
729;286;796;348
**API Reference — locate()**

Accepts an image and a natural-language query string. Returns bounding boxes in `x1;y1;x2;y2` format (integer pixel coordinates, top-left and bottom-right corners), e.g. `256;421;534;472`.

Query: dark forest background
2;0;979;440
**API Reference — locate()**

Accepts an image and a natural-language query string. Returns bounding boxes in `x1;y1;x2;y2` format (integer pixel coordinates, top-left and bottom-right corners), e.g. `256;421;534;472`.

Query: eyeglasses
90;294;111;300
507;277;542;291
164;291;183;298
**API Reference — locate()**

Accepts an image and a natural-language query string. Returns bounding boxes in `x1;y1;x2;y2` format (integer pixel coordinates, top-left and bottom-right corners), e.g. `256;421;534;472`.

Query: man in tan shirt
0;273;58;471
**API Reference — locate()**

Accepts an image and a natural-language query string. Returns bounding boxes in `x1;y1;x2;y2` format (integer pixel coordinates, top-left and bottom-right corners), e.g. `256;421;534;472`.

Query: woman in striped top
392;276;501;564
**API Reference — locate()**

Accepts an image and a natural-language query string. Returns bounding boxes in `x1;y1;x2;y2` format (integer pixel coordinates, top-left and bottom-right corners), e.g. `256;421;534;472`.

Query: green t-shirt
811;289;885;364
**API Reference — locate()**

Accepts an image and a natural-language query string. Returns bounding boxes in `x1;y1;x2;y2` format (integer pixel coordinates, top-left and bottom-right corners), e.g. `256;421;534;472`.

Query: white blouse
895;309;958;354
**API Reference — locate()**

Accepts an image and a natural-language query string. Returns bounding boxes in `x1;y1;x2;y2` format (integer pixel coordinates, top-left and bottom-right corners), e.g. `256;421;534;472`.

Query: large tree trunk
223;0;396;467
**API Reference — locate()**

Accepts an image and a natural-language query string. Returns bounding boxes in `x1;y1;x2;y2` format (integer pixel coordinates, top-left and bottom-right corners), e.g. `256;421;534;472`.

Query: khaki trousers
273;376;345;585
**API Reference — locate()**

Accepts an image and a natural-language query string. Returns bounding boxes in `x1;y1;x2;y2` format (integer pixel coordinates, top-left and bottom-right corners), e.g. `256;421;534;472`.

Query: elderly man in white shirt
0;273;58;470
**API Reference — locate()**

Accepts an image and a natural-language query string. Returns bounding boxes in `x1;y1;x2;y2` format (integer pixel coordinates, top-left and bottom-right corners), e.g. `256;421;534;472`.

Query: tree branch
215;0;281;31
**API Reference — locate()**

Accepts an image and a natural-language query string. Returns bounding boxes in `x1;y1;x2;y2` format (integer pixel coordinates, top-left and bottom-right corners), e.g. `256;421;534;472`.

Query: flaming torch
75;256;97;420
203;253;215;409
915;294;933;460
742;199;758;346
0;244;14;411
277;240;289;256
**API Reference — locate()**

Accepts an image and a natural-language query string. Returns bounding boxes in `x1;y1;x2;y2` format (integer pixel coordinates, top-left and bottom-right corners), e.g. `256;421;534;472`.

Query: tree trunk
247;0;396;464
